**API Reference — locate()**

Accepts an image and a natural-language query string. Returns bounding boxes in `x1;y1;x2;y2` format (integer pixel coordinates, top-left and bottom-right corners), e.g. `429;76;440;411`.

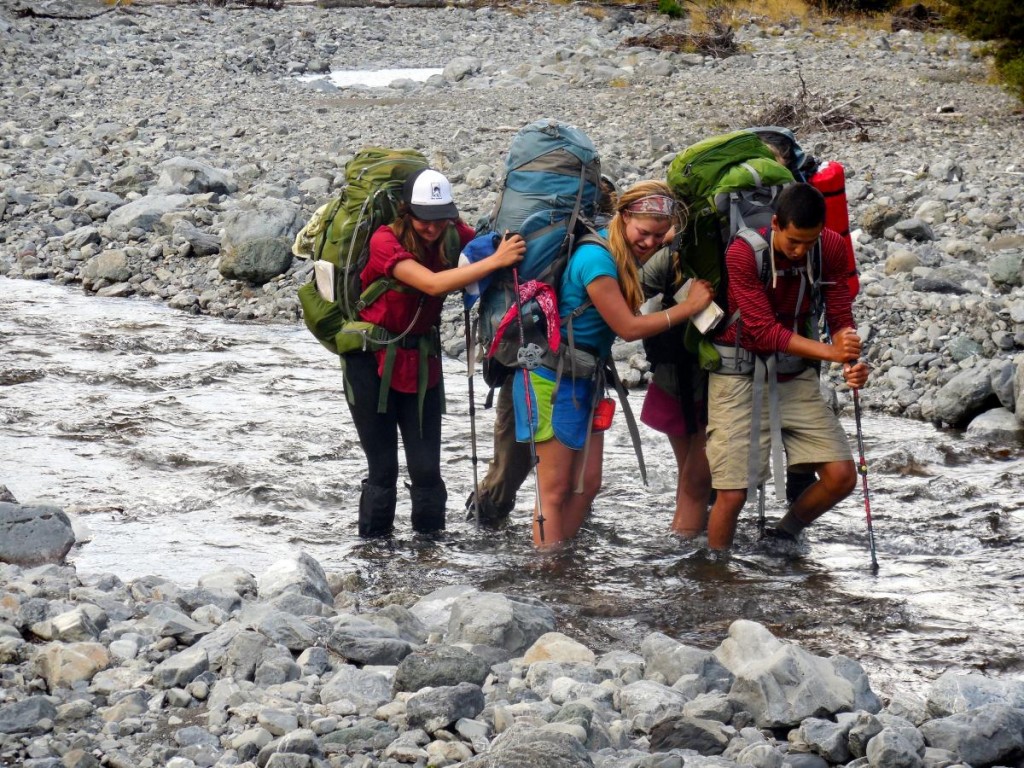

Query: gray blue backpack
476;118;603;388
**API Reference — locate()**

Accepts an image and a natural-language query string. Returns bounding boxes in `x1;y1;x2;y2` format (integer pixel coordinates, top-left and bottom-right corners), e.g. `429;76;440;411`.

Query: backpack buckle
517;343;544;371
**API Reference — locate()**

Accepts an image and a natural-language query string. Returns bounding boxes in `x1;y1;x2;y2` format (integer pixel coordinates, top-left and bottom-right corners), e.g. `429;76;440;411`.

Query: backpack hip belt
712;343;808;377
540;341;601;382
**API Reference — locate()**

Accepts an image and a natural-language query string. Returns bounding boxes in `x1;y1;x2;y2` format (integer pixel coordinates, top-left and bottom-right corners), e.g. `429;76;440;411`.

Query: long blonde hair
606;180;684;312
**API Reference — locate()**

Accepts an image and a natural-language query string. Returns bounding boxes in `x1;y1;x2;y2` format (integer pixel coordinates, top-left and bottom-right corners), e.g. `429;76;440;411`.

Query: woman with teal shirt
513;180;715;549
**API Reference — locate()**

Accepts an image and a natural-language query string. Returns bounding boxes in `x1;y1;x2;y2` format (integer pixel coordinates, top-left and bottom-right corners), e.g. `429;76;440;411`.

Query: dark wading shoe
410;483;447;535
358;480;396;538
464;490;512;528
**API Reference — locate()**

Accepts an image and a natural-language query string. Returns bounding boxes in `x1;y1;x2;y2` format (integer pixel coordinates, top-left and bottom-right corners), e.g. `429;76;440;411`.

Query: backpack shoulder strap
735;227;771;286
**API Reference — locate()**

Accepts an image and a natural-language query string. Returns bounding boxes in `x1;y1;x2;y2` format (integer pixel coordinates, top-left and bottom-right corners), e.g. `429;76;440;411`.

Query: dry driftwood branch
751;70;882;136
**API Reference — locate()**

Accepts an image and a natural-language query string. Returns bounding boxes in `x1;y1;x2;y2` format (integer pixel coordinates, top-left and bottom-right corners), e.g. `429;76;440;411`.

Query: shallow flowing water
1;277;1022;698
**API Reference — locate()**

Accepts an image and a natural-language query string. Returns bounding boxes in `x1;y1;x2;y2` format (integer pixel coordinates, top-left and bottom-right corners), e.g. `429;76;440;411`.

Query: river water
2;277;1022;698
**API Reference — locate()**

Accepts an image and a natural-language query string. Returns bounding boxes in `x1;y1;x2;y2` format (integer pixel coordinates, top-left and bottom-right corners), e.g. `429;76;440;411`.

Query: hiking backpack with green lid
666;130;795;371
293;147;459;357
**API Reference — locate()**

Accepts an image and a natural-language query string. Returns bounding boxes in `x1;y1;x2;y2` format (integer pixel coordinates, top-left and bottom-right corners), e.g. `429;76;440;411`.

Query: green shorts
706;367;852;491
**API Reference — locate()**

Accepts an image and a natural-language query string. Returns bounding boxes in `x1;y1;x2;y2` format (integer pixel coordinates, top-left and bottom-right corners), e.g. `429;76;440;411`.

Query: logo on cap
431;183;442;200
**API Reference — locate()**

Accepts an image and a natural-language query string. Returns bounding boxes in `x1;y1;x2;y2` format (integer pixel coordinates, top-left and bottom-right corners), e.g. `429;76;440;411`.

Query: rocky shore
3;546;1024;768
0;0;1023;440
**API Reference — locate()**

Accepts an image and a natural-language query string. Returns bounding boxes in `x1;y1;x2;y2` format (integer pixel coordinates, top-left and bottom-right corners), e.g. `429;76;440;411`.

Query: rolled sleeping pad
809;161;859;299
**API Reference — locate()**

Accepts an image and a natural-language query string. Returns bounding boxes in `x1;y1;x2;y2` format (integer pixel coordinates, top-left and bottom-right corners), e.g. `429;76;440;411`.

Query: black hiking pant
343;351;444;491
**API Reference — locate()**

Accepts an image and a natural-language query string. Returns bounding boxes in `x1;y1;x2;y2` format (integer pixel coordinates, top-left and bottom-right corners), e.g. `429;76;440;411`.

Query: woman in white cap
512;180;713;549
347;168;525;539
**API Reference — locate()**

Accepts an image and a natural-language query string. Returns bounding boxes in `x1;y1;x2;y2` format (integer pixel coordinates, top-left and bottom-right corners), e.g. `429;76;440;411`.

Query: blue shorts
512;367;595;451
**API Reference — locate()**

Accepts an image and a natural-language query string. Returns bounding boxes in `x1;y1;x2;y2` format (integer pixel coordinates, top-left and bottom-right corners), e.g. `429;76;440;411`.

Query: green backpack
295;147;446;356
666;131;795;370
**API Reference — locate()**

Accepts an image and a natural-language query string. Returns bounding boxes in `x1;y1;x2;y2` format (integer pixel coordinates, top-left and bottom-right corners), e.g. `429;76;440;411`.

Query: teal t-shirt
560;231;616;358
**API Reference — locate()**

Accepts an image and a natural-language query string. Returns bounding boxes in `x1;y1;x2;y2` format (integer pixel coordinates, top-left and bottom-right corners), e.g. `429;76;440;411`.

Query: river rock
458;724;595;768
257;552;333;605
447;591;556;655
393;644;491;692
105;193;189;234
988;251;1024;288
965;406;1024;444
713;620;864;728
860;204;904;237
918;703;1024;767
884;248;921;275
0;502;75;566
1016;354;1024;425
156;157;236;196
325;614;412;665
218;236;293;283
524;631;597;664
648;714;730;754
642;631;733;691
410;583;479;635
319;664;392;713
865;727;924;767
925;670;1024;717
930;366;994;426
405;681;486;733
0;695;58;735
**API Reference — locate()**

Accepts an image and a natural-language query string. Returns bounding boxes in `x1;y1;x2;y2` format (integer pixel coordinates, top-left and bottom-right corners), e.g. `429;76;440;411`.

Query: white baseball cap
403;168;459;222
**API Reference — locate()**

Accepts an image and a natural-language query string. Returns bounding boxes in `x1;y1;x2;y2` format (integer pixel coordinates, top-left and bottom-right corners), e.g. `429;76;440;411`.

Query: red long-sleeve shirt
359;220;475;393
716;227;854;356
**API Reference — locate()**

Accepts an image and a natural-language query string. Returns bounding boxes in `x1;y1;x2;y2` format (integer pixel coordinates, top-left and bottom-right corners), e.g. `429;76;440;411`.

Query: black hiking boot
410;483;447;535
762;526;799;543
358;480;396;538
465;490;512;528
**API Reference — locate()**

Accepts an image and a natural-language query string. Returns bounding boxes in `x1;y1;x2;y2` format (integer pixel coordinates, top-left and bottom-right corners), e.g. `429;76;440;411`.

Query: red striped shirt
716;227;854;356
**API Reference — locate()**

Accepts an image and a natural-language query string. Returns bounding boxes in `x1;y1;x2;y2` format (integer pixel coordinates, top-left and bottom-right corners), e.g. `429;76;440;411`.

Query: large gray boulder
457;725;594;768
81;249;131;283
219;197;302;249
931;367;994;427
919;703;1024;767
405;682;485;733
0;502;75;566
925;671;1024;718
446;591;556;656
156;157;236;196
409;584;478;635
641;631;732;691
0;696;58;734
393;644;491;693
106;194;189;233
965;407;1024;444
257;552;332;606
218;236;292;283
713;620;866;728
319;665;391;713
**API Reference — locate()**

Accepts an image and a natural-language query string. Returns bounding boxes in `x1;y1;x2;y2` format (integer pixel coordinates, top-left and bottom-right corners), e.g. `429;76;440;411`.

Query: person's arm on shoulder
392;231;525;296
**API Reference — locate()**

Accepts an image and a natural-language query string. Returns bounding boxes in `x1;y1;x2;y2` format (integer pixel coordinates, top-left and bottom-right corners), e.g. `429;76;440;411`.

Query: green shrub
943;0;1024;44
658;0;687;18
804;0;898;13
996;46;1024;102
944;0;1024;104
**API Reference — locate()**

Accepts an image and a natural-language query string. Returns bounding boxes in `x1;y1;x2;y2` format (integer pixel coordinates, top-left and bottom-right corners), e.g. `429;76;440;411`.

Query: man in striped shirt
703;183;870;551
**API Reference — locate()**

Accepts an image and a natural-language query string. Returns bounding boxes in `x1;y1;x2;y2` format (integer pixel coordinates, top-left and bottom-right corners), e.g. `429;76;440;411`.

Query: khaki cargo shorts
705;367;852;490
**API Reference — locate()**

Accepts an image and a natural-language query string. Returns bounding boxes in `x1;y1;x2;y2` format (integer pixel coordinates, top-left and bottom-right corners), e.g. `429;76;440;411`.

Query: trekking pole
757;483;766;538
511;264;546;543
464;305;481;528
852;384;879;573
